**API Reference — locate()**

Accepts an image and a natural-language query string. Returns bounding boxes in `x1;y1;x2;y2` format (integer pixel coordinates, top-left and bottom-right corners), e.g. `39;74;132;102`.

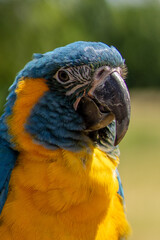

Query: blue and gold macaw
0;41;131;240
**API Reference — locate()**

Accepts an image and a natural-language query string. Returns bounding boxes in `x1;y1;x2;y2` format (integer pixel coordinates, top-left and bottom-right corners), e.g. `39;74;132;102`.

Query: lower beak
77;71;131;145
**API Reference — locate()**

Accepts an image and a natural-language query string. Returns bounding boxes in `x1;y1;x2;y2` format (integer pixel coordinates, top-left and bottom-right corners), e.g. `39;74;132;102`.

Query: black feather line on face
46;65;94;98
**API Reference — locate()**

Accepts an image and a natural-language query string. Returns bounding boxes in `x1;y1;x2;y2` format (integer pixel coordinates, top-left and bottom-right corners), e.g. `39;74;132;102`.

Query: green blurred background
0;0;160;239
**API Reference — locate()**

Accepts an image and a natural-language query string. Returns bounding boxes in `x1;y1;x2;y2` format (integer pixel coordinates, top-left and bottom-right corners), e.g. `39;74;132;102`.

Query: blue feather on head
20;41;124;80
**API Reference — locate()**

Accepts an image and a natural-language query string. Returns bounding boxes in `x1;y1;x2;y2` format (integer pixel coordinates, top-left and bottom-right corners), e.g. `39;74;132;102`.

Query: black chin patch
77;97;114;131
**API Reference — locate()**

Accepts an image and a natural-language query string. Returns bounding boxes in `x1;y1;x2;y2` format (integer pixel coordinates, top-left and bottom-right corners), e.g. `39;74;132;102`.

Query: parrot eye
58;70;70;82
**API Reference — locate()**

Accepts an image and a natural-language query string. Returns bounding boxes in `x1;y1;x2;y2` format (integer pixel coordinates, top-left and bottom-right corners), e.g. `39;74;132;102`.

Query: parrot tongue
77;96;114;131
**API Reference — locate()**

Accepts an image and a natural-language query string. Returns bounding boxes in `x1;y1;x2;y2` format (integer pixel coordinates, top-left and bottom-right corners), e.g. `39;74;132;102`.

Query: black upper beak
92;71;131;145
77;71;131;145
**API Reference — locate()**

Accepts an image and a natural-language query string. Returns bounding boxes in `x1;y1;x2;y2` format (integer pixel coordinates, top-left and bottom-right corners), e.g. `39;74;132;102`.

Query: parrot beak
77;71;131;145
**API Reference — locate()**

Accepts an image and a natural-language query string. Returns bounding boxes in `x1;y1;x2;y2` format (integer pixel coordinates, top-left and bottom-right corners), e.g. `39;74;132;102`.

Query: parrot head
1;41;130;156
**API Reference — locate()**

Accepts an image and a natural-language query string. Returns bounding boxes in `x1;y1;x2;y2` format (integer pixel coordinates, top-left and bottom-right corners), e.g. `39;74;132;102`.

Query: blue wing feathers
0;174;12;214
0;140;18;214
116;168;125;201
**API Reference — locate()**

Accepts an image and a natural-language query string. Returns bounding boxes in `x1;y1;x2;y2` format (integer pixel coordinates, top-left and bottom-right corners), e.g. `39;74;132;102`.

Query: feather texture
0;147;130;240
0;140;18;213
0;41;130;239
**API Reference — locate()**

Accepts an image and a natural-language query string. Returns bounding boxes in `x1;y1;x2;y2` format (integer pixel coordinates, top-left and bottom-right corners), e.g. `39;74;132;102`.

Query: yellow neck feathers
0;147;130;240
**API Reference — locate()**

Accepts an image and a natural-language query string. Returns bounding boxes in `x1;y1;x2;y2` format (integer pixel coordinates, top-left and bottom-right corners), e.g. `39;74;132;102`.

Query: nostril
97;69;105;78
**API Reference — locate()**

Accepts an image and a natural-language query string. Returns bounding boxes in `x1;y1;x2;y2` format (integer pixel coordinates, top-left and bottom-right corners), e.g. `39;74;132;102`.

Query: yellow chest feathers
0;148;129;240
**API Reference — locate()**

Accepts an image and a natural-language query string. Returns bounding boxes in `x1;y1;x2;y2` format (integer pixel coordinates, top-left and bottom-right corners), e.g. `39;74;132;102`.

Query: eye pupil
58;70;69;82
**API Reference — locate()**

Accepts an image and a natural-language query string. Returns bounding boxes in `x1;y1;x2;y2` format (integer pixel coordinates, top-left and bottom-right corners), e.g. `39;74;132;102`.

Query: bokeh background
0;0;160;239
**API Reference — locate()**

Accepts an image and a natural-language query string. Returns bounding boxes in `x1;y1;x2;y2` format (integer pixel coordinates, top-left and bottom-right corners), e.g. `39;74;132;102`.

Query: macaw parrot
0;41;131;240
